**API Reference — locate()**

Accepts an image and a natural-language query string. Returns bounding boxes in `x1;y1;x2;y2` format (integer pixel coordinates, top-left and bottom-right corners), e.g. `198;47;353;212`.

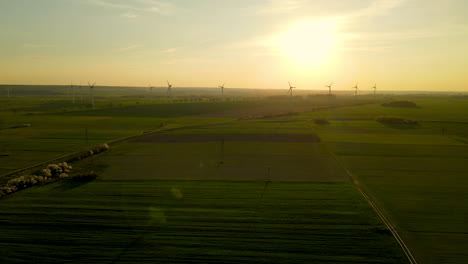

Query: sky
0;0;467;91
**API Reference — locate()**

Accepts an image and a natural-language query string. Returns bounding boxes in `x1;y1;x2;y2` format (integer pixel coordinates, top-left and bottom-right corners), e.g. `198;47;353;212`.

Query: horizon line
0;84;467;93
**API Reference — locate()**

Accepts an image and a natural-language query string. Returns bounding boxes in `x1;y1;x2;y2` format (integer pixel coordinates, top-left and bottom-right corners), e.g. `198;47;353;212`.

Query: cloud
26;55;49;60
121;13;138;18
165;57;214;65
256;0;407;17
347;0;407;18
113;44;144;53
23;44;56;48
161;47;178;53
88;0;174;15
256;0;305;15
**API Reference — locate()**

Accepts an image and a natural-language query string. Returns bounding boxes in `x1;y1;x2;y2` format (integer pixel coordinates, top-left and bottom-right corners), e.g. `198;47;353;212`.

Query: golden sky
1;0;467;91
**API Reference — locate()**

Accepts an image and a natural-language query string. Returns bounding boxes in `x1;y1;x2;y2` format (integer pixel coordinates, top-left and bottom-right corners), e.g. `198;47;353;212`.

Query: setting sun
279;19;340;68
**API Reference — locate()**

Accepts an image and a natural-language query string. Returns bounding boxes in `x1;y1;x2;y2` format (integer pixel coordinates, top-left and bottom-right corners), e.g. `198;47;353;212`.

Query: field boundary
327;147;419;264
0;121;235;182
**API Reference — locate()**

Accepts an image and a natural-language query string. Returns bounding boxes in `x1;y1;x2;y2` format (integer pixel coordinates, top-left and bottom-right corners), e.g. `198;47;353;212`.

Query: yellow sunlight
279;19;340;69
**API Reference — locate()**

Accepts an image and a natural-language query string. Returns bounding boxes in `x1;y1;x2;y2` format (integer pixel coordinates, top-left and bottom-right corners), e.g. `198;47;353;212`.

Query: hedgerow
382;101;419;108
314;118;330;125
0;162;72;197
376;116;418;125
71;144;110;161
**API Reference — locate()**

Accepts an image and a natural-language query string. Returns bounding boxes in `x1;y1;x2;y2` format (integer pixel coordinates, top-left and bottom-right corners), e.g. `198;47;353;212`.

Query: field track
328;147;419;264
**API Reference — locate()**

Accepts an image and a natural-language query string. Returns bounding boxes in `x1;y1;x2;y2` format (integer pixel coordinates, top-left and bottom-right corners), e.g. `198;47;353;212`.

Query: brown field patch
134;133;321;143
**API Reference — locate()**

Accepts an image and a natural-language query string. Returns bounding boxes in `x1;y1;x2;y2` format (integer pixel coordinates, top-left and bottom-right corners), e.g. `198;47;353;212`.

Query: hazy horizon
1;0;467;91
3;84;468;95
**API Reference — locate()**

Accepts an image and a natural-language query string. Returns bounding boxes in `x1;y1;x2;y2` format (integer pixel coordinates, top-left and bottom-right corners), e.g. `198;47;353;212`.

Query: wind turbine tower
288;81;296;97
71;82;75;104
353;83;359;96
148;84;154;102
88;82;96;109
219;83;225;98
79;83;83;104
167;80;173;98
326;82;333;96
372;83;377;97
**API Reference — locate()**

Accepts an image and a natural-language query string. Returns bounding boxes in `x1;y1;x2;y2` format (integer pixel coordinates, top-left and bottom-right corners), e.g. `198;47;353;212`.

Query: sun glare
279;19;340;68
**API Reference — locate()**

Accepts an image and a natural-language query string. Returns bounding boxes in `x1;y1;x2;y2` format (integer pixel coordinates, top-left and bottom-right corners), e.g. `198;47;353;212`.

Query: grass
0;180;408;264
337;148;468;264
76;141;347;182
0;89;368;175
315;102;468;263
296;97;468;122
2;87;467;264
0;96;236;175
169;128;315;134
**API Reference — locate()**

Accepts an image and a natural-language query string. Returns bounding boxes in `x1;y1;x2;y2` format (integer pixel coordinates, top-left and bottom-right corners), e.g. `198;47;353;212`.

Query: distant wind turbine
288;81;296;97
79;83;83;104
167;80;173;98
372;83;377;97
70;82;75;104
148;83;154;102
325;82;333;96
88;82;96;109
219;83;225;97
352;83;359;96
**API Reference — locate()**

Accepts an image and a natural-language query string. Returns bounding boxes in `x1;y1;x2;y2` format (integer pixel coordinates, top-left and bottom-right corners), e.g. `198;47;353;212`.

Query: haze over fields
1;0;468;91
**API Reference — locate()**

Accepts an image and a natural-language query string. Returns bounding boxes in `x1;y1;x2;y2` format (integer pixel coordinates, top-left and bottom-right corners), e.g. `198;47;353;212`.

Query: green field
0;179;408;264
335;143;468;264
307;97;468;264
0;88;371;176
1;86;468;263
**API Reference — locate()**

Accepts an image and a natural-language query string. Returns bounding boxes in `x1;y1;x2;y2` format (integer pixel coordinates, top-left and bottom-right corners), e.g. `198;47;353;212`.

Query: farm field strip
319;114;468;263
328;150;419;264
336;150;468;264
295;97;468;122
0;114;238;175
0;180;409;264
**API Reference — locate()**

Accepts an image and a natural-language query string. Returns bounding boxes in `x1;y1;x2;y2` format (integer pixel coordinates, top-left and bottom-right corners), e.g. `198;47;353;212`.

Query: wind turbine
70;82;75;104
219;83;225;98
288;81;296;97
148;83;154;102
88;82;96;109
325;82;333;96
372;83;377;97
167;80;172;98
352;83;359;96
79;83;83;104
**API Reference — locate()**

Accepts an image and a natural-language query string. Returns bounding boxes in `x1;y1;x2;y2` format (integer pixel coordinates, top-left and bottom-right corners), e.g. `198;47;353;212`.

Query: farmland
305;96;468;264
0;85;372;175
1;85;468;263
0;179;408;264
